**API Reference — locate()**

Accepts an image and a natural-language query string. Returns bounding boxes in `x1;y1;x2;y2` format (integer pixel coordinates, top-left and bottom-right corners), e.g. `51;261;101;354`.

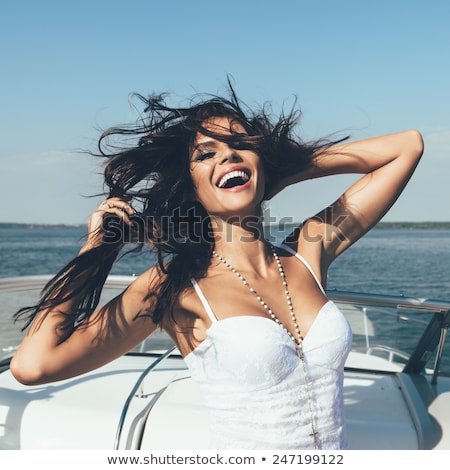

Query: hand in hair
80;197;136;254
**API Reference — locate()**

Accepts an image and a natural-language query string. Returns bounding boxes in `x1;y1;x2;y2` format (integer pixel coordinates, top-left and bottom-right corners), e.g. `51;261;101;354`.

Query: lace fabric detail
184;301;352;449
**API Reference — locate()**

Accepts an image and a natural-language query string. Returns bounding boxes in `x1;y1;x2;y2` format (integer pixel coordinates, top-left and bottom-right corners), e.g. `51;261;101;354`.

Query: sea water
1;224;450;357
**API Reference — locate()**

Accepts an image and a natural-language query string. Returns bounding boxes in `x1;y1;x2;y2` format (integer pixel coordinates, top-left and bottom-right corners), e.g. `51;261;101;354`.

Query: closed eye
195;151;216;161
230;142;254;151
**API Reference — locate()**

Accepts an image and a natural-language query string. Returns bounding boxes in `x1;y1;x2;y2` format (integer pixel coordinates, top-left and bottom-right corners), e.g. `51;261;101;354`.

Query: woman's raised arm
280;130;423;263
10;198;160;385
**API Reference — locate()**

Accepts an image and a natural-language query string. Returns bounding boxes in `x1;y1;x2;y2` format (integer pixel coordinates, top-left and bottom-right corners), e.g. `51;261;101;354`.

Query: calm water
1;225;450;356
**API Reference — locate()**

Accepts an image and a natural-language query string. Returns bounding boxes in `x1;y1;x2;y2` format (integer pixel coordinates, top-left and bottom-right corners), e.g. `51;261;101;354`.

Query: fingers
82;198;138;252
98;197;136;225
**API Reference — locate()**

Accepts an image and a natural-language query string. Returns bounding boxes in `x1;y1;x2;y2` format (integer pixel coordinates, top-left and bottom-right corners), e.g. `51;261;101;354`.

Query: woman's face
189;116;266;220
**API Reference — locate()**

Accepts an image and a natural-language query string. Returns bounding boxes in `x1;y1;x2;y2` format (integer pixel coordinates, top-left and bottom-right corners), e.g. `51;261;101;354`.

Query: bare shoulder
113;264;167;319
281;218;329;278
125;264;165;296
282;218;325;253
290;209;351;268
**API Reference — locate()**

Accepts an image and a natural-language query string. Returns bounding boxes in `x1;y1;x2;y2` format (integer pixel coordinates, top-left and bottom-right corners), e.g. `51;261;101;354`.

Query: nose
220;145;241;165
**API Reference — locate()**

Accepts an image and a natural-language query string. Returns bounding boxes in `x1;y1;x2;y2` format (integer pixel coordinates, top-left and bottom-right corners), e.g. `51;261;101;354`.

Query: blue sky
1;0;449;224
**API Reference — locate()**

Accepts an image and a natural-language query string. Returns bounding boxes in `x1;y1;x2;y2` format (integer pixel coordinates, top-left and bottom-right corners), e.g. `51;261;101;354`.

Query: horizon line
1;221;450;228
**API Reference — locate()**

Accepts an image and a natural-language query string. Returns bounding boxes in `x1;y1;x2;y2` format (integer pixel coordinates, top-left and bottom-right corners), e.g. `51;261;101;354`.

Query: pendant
310;429;319;449
296;346;304;359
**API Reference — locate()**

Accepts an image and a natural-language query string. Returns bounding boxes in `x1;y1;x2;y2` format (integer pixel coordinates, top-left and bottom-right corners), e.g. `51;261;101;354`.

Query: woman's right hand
10;193;162;386
82;197;136;253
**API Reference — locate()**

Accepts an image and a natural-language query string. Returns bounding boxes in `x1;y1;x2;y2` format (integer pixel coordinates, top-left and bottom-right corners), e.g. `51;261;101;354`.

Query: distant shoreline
0;223;85;229
2;221;450;230
374;221;450;230
271;221;450;230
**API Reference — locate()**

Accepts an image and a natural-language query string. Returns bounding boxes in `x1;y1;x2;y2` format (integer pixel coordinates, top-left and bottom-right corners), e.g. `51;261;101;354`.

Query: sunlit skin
10;119;424;385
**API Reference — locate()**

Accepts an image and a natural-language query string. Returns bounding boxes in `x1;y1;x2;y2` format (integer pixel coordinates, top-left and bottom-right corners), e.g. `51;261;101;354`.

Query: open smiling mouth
216;170;250;189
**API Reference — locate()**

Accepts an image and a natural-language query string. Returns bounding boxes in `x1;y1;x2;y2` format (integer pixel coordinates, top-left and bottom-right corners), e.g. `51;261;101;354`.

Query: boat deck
1;350;450;450
1;275;450;450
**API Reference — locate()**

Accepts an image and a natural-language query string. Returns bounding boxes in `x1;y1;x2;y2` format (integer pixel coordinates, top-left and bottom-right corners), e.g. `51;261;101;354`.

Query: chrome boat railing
2;276;450;376
113;345;177;450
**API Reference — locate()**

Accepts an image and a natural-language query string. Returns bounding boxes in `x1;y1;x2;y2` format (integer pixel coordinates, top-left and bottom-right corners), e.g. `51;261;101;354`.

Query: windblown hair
15;84;345;333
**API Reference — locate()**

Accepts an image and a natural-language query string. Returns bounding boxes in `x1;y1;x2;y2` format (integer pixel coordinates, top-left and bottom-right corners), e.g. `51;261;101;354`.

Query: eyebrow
193;140;218;152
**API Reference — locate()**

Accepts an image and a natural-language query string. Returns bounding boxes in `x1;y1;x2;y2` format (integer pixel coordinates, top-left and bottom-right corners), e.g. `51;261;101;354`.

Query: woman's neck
210;215;273;274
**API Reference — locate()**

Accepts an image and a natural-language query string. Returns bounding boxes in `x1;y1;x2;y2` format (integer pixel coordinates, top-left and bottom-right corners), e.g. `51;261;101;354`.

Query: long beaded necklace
212;244;319;449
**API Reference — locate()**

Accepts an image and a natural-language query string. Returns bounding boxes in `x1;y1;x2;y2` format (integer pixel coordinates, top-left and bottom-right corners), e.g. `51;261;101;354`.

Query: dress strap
279;244;326;296
190;278;218;323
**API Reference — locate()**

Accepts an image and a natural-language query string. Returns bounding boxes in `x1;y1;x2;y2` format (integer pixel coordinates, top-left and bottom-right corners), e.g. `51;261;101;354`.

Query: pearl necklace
212;244;319;449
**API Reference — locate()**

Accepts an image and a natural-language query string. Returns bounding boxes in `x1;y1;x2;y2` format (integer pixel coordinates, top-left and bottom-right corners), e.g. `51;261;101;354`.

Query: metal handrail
113;345;177;450
3;275;450;380
2;275;450;312
432;324;449;384
329;289;450;379
328;289;450;313
0;274;135;292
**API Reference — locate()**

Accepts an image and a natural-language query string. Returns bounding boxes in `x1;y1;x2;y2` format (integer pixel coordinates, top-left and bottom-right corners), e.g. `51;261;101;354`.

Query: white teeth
217;170;250;188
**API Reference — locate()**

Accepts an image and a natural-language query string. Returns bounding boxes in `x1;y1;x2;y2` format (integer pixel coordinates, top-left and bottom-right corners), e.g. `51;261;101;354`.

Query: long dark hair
15;84;345;332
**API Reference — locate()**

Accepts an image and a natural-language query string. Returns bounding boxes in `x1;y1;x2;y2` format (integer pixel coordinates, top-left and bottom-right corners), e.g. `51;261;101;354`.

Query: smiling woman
10;83;423;450
216;170;250;189
189;117;267;219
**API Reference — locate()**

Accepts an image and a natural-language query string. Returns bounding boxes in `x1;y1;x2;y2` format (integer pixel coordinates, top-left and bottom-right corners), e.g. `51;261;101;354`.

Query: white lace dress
184;247;352;449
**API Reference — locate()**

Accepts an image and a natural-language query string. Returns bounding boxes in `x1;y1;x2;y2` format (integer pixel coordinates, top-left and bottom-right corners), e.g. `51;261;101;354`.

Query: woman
10;87;423;449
